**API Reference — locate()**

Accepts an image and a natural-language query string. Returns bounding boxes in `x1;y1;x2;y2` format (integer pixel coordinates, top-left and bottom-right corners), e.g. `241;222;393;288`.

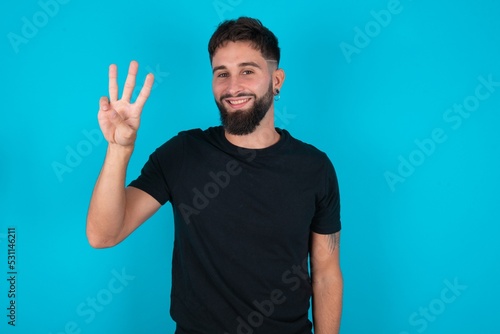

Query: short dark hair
208;17;280;65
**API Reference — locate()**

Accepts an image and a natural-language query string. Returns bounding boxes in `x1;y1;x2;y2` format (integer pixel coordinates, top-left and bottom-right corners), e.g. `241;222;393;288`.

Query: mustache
220;93;256;101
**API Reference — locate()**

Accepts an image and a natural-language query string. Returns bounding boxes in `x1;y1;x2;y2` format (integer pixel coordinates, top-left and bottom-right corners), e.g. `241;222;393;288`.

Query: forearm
312;275;343;334
86;144;133;248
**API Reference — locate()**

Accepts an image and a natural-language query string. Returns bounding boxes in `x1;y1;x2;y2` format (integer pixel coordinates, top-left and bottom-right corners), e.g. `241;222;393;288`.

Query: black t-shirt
129;126;341;334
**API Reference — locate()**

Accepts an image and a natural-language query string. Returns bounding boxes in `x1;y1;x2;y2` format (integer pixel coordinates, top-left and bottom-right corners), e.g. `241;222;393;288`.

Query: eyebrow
212;61;262;74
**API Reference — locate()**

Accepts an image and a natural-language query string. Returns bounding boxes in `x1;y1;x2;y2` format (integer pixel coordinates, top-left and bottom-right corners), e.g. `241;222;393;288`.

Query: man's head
209;17;285;135
208;17;280;66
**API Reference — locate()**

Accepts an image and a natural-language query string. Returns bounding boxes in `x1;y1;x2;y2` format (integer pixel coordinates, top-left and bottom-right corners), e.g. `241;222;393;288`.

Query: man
87;17;342;333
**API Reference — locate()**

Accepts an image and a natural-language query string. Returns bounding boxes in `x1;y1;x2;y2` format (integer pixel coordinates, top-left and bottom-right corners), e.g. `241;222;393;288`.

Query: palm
98;61;154;147
98;99;141;146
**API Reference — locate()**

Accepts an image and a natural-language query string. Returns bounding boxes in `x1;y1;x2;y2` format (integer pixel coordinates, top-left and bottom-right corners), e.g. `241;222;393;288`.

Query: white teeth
228;98;249;105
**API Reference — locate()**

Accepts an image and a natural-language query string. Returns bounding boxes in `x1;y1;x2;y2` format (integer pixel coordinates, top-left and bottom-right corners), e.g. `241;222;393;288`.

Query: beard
215;81;274;135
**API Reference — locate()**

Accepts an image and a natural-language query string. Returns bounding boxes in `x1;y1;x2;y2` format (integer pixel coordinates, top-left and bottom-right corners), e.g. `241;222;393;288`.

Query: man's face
212;41;276;135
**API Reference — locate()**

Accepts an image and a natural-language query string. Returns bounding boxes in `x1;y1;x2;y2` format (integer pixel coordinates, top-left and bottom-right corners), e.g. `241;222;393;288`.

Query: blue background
2;0;500;333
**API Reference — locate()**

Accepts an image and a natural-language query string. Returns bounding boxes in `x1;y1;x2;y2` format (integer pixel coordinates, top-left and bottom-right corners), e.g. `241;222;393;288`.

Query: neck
224;108;280;149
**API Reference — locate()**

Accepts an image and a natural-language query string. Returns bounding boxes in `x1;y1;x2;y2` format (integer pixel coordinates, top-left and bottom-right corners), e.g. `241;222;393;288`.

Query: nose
226;76;244;97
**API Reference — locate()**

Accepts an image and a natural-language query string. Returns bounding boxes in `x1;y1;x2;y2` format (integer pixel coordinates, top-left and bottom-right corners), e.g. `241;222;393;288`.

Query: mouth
224;97;252;109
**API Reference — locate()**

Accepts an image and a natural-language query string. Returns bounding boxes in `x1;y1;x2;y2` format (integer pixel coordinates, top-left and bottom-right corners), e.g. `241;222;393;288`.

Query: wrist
106;143;134;162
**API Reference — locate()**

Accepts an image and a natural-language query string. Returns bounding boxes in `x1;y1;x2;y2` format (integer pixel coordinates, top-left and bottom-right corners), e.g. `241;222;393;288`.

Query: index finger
108;64;118;102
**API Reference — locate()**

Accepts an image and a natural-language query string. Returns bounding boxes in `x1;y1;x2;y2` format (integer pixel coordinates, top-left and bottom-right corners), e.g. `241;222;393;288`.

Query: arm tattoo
326;232;340;254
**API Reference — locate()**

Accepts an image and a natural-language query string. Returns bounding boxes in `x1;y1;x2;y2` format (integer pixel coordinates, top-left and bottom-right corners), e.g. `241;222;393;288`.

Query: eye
242;70;254;75
216;72;229;78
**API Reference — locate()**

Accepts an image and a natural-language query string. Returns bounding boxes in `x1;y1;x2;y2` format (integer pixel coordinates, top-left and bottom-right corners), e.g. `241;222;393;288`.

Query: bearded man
87;17;343;334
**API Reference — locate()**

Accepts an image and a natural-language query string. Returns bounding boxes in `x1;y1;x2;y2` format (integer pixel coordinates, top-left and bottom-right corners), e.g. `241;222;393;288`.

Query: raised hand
98;61;155;147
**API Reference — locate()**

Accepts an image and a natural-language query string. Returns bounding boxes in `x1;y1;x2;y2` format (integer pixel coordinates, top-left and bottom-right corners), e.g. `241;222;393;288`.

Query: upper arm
310;231;342;283
116;186;162;244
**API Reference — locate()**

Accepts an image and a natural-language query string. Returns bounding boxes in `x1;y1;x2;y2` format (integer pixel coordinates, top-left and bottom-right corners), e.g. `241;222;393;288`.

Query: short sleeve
128;134;185;205
310;156;341;234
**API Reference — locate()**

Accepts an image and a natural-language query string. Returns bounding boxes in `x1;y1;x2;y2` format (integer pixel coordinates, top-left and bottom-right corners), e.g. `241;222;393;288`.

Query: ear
273;68;286;92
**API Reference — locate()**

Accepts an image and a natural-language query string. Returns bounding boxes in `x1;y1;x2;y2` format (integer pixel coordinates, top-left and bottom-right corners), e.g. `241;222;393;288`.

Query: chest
172;153;320;241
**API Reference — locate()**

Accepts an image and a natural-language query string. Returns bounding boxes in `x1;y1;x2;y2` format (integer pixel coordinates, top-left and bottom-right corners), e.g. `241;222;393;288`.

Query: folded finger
99;96;110;111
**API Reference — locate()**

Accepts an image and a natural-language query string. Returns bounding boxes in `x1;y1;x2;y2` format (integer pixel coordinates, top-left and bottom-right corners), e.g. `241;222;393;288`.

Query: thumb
107;108;124;127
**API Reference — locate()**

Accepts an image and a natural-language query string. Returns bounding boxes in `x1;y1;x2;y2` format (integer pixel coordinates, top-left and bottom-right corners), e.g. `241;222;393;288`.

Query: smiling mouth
227;98;250;104
224;97;252;108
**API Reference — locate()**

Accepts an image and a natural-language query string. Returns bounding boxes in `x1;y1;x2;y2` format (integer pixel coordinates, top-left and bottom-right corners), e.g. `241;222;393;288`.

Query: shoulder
283;129;331;163
281;130;339;183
